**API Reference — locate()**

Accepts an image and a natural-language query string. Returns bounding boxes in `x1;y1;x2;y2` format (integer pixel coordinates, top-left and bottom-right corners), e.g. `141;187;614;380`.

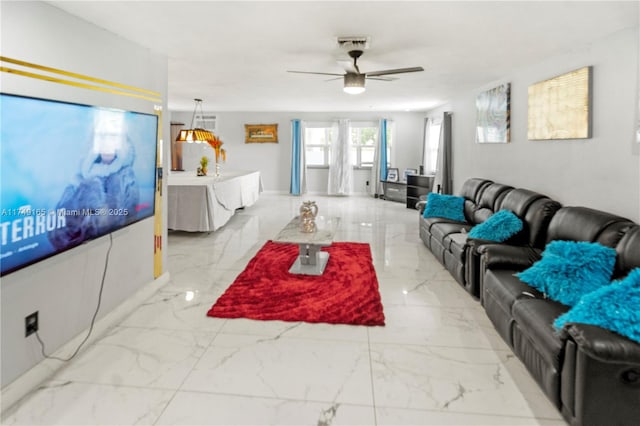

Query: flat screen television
0;93;159;276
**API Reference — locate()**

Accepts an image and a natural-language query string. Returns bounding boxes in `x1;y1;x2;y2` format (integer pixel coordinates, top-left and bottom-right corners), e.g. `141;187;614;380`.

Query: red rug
207;241;385;326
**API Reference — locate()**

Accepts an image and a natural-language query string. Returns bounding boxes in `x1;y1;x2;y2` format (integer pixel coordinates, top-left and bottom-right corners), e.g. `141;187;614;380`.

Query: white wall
170;111;424;193
1;2;169;388
428;27;640;222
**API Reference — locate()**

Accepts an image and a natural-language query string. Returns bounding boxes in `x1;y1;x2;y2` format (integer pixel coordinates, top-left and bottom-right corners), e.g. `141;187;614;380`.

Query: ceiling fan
287;50;424;94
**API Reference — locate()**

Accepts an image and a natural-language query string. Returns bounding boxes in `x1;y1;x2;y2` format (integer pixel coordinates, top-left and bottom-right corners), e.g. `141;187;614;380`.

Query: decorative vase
299;200;318;233
215;162;221;177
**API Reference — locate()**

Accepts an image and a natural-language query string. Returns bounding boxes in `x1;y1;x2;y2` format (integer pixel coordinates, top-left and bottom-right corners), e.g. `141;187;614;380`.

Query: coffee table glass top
274;216;340;246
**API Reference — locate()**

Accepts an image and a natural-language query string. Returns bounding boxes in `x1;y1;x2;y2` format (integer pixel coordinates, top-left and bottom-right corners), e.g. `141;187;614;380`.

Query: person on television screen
49;110;139;250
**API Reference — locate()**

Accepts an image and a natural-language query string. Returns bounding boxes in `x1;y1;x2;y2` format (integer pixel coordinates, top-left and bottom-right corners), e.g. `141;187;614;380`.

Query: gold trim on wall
154;106;164;279
527;66;592;140
0;56;162;102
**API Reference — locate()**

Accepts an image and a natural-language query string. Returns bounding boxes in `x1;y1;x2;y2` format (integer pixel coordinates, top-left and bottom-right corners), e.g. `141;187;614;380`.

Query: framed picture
245;124;278;143
476;83;510;143
528;66;592;140
403;168;418;182
387;168;399;182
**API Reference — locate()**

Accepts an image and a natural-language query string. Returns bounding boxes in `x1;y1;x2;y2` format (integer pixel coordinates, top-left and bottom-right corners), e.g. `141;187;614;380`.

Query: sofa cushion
518;197;562;248
423;193;466;221
499;188;545;217
431;222;472;244
546;206;631;244
446;232;468;261
459;178;493;202
478;183;514;211
512;298;569;370
554;268;640;344
422;216;460;232
516;241;617;306
615;225;640;276
469;210;523;242
484;269;543;313
464;200;480;223
483;268;543;345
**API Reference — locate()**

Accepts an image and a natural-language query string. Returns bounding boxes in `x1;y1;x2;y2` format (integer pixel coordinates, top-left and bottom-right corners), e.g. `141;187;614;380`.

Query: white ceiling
47;1;638;112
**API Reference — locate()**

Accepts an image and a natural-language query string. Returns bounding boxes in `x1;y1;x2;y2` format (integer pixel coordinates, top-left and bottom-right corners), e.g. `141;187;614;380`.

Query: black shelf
380;180;407;203
406;175;434;209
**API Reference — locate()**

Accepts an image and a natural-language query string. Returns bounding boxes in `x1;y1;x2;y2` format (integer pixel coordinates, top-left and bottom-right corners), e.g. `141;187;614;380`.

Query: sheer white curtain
327;119;353;195
422;116;442;176
433;112;453;194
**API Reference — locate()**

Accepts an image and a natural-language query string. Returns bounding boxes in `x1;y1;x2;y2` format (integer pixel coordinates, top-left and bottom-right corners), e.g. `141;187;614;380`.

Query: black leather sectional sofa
418;178;640;426
419;178;561;298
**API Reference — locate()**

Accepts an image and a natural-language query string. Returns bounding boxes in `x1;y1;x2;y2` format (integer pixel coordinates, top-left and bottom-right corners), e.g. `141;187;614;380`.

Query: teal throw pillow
423;193;466;222
554;268;640;344
468;210;523;242
515;240;617;306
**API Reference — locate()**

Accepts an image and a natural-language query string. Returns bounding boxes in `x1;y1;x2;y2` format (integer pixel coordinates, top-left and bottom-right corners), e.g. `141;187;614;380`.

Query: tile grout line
366;327;379;426
150;318;228;426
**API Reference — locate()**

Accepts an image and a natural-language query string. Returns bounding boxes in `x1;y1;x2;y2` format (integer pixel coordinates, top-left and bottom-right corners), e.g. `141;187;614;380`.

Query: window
304;123;335;167
349;121;393;168
303;120;393;168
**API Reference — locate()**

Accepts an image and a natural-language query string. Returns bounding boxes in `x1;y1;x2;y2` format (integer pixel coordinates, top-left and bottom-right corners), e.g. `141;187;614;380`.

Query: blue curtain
290;119;302;195
379;119;388;181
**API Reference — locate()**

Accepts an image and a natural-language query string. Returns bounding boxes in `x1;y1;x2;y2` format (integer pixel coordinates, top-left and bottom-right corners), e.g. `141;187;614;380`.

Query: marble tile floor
2;194;567;425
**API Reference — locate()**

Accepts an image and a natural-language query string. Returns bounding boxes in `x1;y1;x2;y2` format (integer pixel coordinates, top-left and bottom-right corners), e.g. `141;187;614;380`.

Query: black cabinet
406;175;434;209
381;180;407;203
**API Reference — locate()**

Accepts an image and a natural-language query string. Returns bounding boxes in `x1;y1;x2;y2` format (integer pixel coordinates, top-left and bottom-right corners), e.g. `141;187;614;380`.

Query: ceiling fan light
343;73;365;95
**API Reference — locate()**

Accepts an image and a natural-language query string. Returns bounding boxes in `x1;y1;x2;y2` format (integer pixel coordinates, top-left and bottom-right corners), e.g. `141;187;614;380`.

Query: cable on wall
34;233;114;362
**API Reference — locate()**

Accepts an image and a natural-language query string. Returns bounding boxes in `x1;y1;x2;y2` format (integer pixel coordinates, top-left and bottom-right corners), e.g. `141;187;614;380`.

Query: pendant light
176;98;214;143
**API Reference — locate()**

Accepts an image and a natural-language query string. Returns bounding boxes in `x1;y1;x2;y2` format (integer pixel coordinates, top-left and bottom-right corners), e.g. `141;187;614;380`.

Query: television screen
0;93;158;276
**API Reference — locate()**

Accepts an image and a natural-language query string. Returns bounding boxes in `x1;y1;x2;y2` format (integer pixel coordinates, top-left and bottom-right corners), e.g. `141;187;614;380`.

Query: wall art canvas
476;83;510;143
386;168;399;182
528;66;592;140
245;124;278;143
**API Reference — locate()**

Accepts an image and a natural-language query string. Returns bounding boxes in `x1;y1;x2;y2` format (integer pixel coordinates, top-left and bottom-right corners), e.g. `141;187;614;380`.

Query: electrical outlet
366;180;370;186
25;311;38;337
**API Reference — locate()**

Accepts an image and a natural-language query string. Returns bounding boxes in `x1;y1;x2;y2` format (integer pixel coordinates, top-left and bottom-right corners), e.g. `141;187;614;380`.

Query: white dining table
167;169;262;232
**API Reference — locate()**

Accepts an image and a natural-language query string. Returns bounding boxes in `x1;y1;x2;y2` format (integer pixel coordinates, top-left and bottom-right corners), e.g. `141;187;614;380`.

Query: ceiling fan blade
287;71;344;77
366;67;424;77
366;76;397;82
324;77;343;82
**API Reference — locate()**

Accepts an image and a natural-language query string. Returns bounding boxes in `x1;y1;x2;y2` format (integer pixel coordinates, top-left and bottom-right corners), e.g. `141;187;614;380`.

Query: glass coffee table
274;216;340;275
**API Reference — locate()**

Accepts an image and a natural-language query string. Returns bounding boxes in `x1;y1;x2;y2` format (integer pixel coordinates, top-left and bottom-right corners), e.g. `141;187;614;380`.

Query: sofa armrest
563;323;640;365
466;237;502;251
464;238;512;298
478;244;542;270
416;200;426;213
560;323;640;425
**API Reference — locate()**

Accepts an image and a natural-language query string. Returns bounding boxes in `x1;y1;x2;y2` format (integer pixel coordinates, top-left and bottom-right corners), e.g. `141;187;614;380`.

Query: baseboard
0;272;171;414
261;190;373;197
